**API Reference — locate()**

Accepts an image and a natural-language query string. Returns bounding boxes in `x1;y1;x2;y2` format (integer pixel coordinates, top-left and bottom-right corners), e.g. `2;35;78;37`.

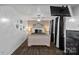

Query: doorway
35;29;38;33
35;29;42;33
59;16;64;50
50;20;54;42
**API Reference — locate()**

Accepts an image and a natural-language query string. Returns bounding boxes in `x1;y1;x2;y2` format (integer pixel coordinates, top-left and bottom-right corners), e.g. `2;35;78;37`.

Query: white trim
56;16;60;48
48;20;51;35
64;17;66;53
68;5;73;17
53;16;57;43
53;18;56;43
8;36;27;55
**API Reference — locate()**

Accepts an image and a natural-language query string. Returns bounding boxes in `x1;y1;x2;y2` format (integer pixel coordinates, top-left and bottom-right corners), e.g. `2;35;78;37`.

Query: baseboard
8;37;27;55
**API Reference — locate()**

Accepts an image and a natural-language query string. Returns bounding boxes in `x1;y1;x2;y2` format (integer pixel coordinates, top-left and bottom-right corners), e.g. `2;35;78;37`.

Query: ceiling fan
30;7;49;21
28;7;53;21
31;13;47;21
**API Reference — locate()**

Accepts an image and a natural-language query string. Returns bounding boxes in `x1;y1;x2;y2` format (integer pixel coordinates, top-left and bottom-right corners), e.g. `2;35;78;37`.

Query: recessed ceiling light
0;18;10;23
37;19;41;22
69;18;75;22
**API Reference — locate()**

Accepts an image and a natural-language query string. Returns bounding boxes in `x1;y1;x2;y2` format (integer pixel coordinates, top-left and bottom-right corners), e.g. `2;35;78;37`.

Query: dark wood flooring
12;39;64;55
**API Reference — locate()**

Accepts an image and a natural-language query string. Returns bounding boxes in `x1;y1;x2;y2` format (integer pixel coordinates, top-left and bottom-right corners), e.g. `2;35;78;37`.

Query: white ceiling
0;4;51;17
0;4;67;17
0;4;78;21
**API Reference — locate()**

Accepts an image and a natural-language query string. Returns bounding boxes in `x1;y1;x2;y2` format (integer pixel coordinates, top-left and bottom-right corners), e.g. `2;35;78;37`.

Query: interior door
59;16;64;50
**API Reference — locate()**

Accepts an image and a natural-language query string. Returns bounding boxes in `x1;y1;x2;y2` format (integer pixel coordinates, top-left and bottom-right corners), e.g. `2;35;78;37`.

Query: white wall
64;5;79;53
0;6;27;55
66;5;79;30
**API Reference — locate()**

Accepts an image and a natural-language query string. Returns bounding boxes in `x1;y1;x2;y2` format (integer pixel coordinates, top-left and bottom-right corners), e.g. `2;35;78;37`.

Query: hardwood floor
12;39;64;55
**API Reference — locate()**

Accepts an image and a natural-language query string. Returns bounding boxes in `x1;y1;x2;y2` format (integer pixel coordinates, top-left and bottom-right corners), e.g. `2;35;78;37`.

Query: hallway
12;39;63;55
0;4;73;55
